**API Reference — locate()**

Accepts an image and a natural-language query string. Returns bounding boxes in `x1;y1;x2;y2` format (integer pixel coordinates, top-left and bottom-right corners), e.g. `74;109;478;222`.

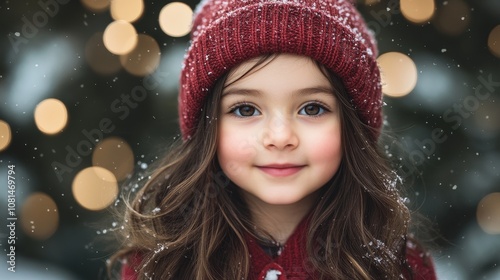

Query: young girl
111;0;437;279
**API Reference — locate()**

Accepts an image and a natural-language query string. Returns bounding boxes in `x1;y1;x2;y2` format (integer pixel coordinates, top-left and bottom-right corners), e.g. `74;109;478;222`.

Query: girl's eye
299;103;327;116
230;104;260;117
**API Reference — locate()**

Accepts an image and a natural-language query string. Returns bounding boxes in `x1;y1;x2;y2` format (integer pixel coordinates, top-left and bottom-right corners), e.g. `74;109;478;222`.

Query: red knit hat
179;0;382;139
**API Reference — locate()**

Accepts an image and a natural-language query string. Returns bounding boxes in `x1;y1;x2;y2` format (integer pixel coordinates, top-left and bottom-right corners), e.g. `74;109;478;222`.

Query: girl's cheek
225;162;242;175
218;126;258;174
308;130;342;163
236;138;257;158
224;140;257;175
223;122;258;157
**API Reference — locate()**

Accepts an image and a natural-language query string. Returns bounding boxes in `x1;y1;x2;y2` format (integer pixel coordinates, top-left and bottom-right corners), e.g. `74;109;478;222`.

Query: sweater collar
245;215;313;280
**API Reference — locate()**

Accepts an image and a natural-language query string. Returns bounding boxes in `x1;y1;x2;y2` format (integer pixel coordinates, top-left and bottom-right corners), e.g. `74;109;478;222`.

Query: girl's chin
254;194;307;206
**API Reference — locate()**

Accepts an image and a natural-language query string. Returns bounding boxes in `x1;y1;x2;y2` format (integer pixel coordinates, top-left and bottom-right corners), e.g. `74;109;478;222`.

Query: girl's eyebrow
295;86;335;96
221;86;335;98
221;88;261;98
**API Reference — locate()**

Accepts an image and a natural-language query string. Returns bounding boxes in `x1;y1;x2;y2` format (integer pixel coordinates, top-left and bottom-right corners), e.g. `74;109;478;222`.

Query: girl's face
217;54;342;208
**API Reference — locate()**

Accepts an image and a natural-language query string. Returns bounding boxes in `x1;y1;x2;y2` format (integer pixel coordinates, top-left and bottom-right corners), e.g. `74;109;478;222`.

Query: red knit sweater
245;217;436;280
121;218;436;280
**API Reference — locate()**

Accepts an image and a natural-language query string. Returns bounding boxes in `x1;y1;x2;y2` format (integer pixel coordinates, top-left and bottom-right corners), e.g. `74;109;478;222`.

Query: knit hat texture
179;0;382;139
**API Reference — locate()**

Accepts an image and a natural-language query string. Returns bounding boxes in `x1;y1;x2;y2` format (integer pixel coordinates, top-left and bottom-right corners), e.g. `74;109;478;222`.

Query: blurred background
0;0;499;279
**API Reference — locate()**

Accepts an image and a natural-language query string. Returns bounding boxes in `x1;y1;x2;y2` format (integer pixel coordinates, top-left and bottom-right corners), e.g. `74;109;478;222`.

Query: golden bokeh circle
34;98;68;135
103;20;138;55
120;34;161;76
92;137;134;181
20;192;59;240
488;25;500;58
377;52;418;97
477;193;500;235
401;0;435;24
81;0;110;13
0;120;12;151
72;167;119;211
110;0;144;23
159;2;193;37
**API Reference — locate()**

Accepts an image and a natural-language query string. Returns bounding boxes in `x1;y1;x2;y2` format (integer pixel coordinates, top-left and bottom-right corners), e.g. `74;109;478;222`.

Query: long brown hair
108;54;413;279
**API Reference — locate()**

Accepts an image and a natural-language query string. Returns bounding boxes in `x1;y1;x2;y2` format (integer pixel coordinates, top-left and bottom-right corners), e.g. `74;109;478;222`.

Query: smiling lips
257;164;305;177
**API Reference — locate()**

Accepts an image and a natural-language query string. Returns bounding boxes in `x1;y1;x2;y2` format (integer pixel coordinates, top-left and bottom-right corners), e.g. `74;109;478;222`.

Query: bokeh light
92;137;134;181
119;34;161;76
401;0;435;24
80;0;110;13
433;0;470;36
473;102;500;135
103;20;138;55
72;167;119;211
363;0;380;5
377;52;418;97
488;25;500;58
34;98;68;135
159;2;193;37
477;193;500;235
20;192;59;240
110;0;144;23
85;32;121;75
0;120;12;151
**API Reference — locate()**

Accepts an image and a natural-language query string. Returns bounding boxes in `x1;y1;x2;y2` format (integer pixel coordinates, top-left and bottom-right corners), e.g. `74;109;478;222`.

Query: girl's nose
261;115;299;150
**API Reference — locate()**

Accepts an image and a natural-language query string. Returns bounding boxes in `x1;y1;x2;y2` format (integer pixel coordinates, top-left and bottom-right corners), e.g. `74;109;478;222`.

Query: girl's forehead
225;57;265;86
224;54;322;89
221;55;336;101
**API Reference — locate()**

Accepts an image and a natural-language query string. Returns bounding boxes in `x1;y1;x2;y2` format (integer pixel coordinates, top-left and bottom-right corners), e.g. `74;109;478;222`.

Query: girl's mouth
257;164;305;177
